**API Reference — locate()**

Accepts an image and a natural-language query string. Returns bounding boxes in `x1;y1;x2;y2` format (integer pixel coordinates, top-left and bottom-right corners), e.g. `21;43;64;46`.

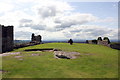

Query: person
68;39;73;45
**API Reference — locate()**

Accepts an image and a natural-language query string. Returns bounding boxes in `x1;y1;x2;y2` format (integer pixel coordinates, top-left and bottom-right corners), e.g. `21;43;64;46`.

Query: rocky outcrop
54;51;80;59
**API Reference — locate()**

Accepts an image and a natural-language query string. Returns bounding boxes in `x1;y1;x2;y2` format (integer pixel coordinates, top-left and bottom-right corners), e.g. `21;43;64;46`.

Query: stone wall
87;40;94;44
0;25;14;53
97;40;108;46
87;40;97;44
86;37;110;46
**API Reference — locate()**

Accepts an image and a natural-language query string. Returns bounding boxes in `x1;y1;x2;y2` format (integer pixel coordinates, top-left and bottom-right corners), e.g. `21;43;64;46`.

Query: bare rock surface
54;51;80;59
31;53;41;56
2;52;21;56
14;56;23;58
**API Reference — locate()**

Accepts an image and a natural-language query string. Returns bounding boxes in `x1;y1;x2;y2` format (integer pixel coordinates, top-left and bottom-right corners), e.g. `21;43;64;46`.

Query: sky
0;0;119;41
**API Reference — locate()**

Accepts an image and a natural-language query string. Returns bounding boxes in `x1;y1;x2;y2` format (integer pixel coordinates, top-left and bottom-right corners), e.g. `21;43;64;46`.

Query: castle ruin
0;25;14;53
31;33;42;43
86;37;110;46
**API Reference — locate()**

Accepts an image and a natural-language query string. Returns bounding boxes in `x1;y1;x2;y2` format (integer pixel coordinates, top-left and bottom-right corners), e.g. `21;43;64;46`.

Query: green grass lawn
2;43;118;78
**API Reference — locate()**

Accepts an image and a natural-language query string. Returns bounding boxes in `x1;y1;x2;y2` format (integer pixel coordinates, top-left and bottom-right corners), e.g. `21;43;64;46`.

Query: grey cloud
84;29;96;32
18;8;97;32
19;19;45;30
19;19;33;27
63;26;117;39
20;19;33;23
63;32;73;38
89;29;108;36
76;34;81;36
56;22;74;28
54;18;91;31
70;29;82;33
70;28;109;37
54;22;77;31
31;24;46;30
38;6;56;18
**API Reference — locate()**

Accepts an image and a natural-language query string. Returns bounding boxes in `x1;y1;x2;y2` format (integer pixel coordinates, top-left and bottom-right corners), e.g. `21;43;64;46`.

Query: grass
2;43;118;78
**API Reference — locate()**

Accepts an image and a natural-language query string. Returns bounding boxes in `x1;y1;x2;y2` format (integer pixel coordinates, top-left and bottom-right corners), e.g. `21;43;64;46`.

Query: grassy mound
2;43;118;78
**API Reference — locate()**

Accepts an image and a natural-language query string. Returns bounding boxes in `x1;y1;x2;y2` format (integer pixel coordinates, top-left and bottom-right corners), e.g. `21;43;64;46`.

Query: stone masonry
0;25;14;53
31;33;42;43
86;37;110;46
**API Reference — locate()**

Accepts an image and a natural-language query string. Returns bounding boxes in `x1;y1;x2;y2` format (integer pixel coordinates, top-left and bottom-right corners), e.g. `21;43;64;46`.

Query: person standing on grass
68;39;73;45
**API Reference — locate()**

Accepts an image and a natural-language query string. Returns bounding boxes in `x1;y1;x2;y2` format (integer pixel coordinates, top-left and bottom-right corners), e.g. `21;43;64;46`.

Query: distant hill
14;40;30;44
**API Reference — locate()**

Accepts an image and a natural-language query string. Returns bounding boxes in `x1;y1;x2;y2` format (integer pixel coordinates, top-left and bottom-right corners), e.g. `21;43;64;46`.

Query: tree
68;39;73;45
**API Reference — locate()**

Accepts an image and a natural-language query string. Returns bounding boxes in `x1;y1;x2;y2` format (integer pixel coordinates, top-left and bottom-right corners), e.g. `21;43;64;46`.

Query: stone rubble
1;49;81;60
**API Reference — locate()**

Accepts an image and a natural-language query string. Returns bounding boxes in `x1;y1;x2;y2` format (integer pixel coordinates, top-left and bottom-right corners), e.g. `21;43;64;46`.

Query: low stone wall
97;40;109;46
87;40;93;44
86;40;97;44
14;42;40;49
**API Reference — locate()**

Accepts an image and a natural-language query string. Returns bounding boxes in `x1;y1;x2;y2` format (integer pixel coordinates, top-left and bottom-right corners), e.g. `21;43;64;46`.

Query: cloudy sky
0;0;118;41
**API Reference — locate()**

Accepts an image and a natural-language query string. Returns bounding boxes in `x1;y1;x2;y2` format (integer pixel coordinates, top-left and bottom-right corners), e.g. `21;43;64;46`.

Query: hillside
2;43;118;78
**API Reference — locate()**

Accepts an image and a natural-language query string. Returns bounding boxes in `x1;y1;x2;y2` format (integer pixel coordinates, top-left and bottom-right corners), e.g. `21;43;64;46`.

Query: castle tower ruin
0;25;14;53
31;33;42;43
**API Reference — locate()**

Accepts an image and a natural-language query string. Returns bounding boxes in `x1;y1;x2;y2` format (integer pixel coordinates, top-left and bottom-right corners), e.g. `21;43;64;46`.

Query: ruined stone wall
97;40;108;46
86;37;110;46
35;35;41;42
87;40;97;44
31;34;41;43
0;25;13;53
87;40;93;44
